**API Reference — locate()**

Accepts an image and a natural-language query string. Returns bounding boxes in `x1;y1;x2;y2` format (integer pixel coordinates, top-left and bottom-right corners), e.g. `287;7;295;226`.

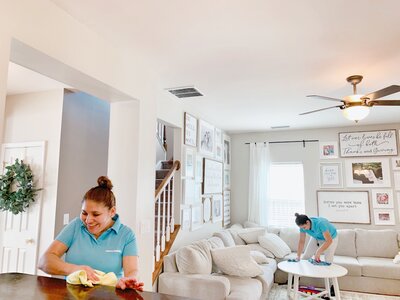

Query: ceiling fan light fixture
342;106;370;122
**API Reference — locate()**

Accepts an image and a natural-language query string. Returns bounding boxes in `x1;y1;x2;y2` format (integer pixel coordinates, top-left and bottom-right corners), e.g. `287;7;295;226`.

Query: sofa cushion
238;228;266;244
244;221;261;228
247;243;275;258
250;250;269;264
332;255;361;276
335;229;356;257
228;228;246;245
230;223;244;230
256;261;277;296
222;275;262;300
208;237;225;249
358;257;400;280
258;233;291;258
355;229;399;258
213;230;236;247
176;240;212;274
211;245;263;277
278;227;300;252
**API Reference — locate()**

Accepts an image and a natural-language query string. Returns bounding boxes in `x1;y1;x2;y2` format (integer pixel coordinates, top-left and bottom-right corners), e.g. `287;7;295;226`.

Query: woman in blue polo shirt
39;176;143;291
294;213;338;263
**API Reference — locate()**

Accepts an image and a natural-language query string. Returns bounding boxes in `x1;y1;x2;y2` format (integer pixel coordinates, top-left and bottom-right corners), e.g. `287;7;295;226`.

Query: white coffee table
278;260;348;300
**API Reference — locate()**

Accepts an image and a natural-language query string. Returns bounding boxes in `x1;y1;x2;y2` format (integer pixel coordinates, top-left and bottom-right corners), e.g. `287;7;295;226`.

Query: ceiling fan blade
363;85;400;100
368;100;400;106
300;105;344;115
306;95;344;102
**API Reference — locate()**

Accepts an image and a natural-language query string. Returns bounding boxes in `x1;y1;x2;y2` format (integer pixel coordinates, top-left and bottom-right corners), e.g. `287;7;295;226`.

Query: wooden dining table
0;273;194;300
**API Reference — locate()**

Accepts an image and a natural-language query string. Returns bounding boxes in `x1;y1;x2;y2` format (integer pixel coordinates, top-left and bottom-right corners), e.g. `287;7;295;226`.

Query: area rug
268;284;400;299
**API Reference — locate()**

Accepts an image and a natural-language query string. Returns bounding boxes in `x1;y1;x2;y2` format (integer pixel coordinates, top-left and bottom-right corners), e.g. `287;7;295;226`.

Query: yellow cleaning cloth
67;269;118;287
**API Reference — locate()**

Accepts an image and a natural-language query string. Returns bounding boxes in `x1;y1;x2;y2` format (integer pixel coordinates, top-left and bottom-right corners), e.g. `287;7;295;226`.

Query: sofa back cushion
213;230;236;247
258;233;291;258
335;229;357;257
176;240;212;274
278;227;300;252
163;252;178;272
207;236;225;249
238;228;266;244
355;229;399;258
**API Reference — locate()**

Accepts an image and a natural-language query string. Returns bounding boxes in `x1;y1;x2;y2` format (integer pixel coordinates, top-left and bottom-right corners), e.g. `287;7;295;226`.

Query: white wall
3;89;64;264
231;122;400;231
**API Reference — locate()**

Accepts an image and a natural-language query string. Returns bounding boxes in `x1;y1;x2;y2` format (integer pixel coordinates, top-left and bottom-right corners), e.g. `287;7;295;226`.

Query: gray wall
55;90;110;235
231;122;400;231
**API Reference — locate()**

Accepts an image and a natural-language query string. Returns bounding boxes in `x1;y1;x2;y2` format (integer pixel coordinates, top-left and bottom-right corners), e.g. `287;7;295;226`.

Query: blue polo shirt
56;214;138;278
300;217;337;240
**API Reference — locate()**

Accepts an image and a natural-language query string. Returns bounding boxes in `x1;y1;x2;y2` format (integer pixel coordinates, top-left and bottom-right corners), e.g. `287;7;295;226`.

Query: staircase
153;159;181;284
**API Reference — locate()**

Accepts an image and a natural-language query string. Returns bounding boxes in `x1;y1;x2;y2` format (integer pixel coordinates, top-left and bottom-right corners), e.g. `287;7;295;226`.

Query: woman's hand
79;265;99;282
314;252;321;262
116;277;144;291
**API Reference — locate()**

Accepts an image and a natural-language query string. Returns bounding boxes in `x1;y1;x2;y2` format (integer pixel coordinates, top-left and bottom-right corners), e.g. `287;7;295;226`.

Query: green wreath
0;159;42;215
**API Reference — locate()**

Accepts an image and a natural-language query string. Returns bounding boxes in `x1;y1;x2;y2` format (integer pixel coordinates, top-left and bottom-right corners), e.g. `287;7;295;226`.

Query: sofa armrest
159;272;230;299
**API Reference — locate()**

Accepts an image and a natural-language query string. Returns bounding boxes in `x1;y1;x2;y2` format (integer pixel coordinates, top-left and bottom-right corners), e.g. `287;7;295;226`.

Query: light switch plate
63;213;69;225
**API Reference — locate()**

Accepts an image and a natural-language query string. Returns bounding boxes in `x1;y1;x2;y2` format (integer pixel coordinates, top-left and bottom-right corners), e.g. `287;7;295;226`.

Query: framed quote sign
339;129;398;157
317;190;370;224
203;158;223;194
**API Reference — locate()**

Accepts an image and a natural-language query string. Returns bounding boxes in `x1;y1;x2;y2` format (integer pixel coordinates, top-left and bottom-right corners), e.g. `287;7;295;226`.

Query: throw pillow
258;233;291;258
247;243;275;258
250;250;269;264
176;240;212;274
243;221;261;228
213;230;236;247
228;228;246;245
211;245;263;277
238;228;266;244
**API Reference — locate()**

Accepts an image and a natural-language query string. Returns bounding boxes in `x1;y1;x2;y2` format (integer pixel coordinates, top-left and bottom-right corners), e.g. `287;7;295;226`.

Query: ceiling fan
301;75;400;122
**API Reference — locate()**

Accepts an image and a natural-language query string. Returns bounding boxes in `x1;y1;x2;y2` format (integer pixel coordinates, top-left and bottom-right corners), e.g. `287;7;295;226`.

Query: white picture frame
198;119;215;157
371;189;394;209
194;183;202;204
215;128;223;161
223;134;231;169
374;209;395;226
195;155;203;183
224;169;231;189
391;157;400;171
184;112;197;147
394;172;400;191
212;194;223;223
182;178;196;205
317;190;370;224
183;147;195;178
319;141;338;159
202;196;212;223
345;158;391;187
190;204;203;231
339;129;398;157
223;191;231;227
203;158;223;194
181;207;191;231
319;162;342;188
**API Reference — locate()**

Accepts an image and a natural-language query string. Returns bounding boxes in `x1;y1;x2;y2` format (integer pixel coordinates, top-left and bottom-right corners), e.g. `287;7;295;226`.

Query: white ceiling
47;1;400;132
7;62;70;96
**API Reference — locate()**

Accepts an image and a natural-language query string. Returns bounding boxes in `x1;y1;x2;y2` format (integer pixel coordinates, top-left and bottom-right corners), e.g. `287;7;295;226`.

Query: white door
0;141;46;274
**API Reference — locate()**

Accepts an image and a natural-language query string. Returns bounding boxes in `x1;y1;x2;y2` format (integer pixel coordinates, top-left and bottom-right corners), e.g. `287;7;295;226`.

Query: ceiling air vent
167;86;203;98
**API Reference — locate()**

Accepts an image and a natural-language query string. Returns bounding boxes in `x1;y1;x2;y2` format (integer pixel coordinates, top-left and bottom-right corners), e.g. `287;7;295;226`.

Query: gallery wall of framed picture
181;112;232;230
318;128;400;226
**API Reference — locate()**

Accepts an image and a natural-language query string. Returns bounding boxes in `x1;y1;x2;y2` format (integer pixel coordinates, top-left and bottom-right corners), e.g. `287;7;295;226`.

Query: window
267;163;305;226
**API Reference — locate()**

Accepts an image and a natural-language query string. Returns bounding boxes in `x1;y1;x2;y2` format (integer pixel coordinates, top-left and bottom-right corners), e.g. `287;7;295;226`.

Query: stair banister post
166;181;171;242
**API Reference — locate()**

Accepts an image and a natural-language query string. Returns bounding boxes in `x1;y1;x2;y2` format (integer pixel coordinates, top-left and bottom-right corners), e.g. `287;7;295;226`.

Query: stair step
161;160;174;170
156;169;170;179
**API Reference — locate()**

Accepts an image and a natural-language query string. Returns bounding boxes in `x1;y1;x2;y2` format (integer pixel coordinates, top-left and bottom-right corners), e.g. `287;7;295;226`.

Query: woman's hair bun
97;176;113;190
295;213;300;217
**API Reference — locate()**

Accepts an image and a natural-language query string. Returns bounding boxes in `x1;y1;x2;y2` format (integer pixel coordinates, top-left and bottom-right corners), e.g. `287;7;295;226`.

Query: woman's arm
38;240;99;281
314;231;332;261
296;232;306;260
116;256;144;291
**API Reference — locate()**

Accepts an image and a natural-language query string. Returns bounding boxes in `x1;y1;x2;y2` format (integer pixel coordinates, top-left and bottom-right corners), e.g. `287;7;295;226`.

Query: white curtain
248;142;270;225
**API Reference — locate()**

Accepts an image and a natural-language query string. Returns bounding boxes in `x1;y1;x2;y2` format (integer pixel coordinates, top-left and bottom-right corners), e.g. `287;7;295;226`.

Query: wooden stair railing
153;160;181;284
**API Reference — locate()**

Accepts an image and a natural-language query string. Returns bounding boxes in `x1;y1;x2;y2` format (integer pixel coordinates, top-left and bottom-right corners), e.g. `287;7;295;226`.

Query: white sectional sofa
159;222;400;299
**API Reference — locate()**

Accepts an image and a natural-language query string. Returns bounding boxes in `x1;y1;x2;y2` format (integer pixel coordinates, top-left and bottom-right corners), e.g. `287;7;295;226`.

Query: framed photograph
391;157;400;171
223;134;231;169
181;207;191;231
191;204;203;231
371;189;394;209
223;191;231;227
195;155;203;183
317;190;370;224
397;192;400;220
319;141;338;159
339;129;398;157
202;196;212;223
184;112;197;147
345;158;391;187
394;172;400;190
203;158;223;194
183;147;195;178
215;128;223;161
194;183;202;204
319;162;342;188
212;194;223;223
224;169;231;189
182;178;196;205
198;119;215;156
374;209;395;226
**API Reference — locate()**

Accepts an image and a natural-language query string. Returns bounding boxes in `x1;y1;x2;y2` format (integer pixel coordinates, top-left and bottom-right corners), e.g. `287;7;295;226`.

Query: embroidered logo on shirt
105;249;122;253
